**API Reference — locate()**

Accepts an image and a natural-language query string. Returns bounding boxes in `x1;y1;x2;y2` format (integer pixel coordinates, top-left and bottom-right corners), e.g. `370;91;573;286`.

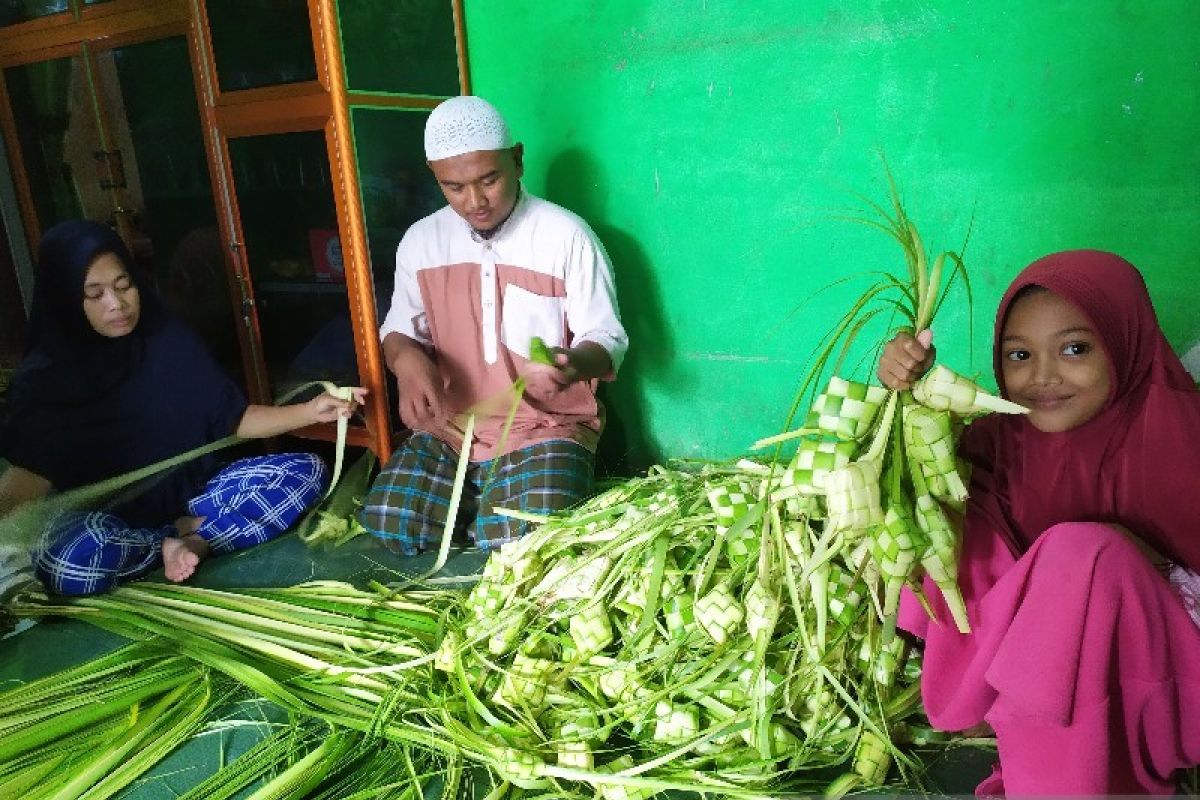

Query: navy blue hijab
0;221;247;525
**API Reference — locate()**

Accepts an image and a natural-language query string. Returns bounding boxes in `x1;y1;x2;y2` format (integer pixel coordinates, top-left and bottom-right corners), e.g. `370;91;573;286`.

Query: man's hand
878;329;936;391
523;349;576;402
521;342;612;403
393;346;445;429
382;332;446;430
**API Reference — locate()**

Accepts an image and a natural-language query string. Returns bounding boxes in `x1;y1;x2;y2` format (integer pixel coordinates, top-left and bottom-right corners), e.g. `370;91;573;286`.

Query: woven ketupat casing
804;377;889;439
825;562;865;629
912;364;979;412
706;480;756;534
743;578;780;640
903;405;968;501
654;700;700;743
872;505;925;581
912;364;1028;415
597;756;656;800
569;601;614;657
872;505;928;617
780;436;859;497
694;582;744;644
495;653;554;710
913;492;971;633
913;493;959;582
824;460;884;531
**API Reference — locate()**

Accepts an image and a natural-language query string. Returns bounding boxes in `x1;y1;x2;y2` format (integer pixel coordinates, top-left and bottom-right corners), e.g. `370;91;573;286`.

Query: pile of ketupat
1;176;1027;799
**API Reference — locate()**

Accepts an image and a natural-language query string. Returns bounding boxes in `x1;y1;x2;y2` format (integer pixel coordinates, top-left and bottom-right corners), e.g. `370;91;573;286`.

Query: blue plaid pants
34;453;326;596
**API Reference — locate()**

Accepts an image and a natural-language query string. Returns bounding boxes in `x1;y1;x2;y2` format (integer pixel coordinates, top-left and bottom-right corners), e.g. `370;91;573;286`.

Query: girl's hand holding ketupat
878;328;937;390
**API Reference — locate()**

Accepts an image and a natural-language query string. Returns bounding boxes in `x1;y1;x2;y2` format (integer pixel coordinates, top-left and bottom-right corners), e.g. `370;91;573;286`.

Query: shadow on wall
544;147;671;476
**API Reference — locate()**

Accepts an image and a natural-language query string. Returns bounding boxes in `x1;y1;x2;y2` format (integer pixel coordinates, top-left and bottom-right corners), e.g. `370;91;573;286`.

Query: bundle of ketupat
431;463;924;797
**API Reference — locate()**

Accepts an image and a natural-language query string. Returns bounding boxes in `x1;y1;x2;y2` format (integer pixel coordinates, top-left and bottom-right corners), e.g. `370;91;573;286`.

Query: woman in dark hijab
0;220;364;594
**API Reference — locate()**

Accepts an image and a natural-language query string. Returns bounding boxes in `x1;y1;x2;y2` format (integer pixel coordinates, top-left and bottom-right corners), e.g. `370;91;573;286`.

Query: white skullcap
424;96;513;161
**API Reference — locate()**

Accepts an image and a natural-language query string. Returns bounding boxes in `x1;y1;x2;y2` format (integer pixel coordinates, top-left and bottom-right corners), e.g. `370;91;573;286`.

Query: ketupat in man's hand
529;336;555;366
522;340;613;403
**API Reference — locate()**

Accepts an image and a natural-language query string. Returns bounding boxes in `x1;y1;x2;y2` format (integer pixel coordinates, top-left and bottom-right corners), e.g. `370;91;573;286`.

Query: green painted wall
462;1;1200;470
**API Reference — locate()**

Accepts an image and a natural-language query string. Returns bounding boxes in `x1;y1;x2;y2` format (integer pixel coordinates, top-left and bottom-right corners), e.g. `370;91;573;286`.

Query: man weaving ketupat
360;96;628;555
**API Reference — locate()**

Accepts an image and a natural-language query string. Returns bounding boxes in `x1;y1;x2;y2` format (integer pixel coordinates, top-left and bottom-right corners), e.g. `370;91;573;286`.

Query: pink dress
901;523;1200;795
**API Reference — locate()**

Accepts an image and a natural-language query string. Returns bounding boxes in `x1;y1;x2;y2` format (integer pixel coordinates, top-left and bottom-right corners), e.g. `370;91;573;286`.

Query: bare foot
162;533;209;582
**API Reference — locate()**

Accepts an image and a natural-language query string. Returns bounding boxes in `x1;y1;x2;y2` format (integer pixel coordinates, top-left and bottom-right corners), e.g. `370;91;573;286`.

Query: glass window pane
339;0;459;95
0;0;69;28
4;56;102;229
108;37;241;381
351;106;442;300
205;0;316;92
229;132;359;398
351;106;443;426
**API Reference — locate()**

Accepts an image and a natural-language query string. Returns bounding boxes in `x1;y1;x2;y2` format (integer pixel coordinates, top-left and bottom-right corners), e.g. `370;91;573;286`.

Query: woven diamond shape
782;436;859;496
695;583;745;645
569;602;614;657
495;654;553;710
654;700;699;743
707;480;756;534
826;563;865;629
824;461;883;531
557;741;593;769
743;579;779;640
804;377;888;439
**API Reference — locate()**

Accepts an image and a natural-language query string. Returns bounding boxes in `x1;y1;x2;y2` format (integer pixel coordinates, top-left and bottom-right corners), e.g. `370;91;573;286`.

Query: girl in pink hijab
879;250;1200;795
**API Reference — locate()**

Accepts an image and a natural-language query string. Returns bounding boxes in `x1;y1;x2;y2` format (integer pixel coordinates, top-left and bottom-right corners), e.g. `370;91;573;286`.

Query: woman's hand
237;388;367;439
305;387;367;425
878;329;936;390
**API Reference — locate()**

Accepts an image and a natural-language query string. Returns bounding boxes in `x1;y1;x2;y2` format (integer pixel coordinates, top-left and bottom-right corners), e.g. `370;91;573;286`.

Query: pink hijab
960;249;1200;571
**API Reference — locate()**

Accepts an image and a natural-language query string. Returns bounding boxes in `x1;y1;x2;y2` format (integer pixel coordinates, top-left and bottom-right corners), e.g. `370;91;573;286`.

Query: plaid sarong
34;453;326;596
359;432;593;556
